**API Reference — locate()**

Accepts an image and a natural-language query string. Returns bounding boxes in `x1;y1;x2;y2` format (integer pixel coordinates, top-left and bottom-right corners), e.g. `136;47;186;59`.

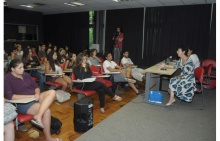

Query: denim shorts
16;101;37;114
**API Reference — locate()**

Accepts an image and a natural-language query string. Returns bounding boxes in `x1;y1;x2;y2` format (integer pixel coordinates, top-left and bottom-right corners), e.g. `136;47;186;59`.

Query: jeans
30;70;45;92
113;48;122;64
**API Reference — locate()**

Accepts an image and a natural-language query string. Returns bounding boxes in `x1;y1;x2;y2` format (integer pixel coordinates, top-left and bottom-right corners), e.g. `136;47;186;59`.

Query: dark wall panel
4;8;43;53
43;12;89;54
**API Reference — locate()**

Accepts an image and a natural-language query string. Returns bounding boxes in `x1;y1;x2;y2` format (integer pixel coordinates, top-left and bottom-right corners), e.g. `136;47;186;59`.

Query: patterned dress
169;58;196;102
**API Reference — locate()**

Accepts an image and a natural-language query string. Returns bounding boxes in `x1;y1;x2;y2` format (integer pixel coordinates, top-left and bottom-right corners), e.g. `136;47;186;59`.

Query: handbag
56;90;71;103
4;103;18;125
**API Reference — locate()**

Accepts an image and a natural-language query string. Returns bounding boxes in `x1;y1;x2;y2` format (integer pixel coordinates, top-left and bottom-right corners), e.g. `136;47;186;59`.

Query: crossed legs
27;90;60;141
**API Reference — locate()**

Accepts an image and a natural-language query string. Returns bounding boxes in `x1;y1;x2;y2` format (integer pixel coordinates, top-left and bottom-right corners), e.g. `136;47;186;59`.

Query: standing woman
73;53;122;113
45;51;72;91
158;45;196;106
4;59;62;141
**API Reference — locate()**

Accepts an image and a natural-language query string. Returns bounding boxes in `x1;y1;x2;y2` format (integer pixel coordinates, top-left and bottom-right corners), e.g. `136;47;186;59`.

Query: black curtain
43;12;89;54
105;8;144;65
208;4;216;59
143;4;212;67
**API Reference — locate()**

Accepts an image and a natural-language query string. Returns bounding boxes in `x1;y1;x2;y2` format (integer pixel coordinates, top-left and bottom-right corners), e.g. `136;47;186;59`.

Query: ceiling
5;0;216;15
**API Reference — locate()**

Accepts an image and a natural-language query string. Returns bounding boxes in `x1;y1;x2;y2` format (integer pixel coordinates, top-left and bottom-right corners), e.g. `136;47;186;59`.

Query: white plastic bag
56;90;71;103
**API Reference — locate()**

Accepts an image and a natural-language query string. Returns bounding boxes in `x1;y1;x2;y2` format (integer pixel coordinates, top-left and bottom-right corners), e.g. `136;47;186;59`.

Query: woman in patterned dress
159;46;196;106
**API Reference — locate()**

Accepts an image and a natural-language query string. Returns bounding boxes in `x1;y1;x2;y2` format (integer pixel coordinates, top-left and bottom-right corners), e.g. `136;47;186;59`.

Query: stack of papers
73;78;96;82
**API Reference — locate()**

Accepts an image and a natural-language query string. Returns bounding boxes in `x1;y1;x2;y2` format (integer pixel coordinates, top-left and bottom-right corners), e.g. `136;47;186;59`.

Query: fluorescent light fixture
64;1;85;6
71;2;85;6
20;4;34;8
113;0;120;2
64;3;76;6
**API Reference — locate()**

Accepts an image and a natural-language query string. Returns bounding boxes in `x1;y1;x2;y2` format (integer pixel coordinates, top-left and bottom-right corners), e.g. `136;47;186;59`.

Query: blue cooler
148;91;163;104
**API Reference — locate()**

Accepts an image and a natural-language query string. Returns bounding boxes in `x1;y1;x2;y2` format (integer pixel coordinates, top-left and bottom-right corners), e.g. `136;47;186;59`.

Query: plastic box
148;91;163;104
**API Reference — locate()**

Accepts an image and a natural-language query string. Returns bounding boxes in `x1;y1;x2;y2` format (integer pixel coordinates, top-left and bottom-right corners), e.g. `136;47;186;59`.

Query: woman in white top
45;51;72;91
187;48;200;69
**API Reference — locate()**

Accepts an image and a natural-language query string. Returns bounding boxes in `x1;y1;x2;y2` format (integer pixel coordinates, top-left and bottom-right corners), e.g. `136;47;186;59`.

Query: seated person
4;59;62;141
22;48;45;92
158;45;196;106
103;51;143;95
57;48;66;65
121;50;145;82
187;47;200;69
88;49;102;66
4;121;15;141
4;98;15;141
73;53;122;113
64;53;76;71
45;51;72;91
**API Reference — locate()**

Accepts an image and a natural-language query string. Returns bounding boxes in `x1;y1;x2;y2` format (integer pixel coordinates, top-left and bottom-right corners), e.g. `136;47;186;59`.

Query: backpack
50;116;62;134
30;116;62;134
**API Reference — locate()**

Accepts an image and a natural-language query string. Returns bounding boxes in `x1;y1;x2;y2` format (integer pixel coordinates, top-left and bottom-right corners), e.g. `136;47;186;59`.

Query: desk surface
144;63;177;75
6;97;35;103
25;66;41;70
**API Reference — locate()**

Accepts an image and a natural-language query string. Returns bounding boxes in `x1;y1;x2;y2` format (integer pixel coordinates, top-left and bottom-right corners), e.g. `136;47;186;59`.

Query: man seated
103;51;143;95
121;50;145;82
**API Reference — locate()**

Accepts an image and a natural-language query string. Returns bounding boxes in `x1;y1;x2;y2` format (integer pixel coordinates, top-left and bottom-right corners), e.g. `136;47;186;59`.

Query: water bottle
169;56;173;62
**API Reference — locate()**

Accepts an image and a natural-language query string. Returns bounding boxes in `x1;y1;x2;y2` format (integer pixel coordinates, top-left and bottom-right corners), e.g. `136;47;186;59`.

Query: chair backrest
204;64;213;77
61;61;67;70
202;59;216;69
90;65;99;73
71;72;76;80
98;56;104;63
194;67;204;83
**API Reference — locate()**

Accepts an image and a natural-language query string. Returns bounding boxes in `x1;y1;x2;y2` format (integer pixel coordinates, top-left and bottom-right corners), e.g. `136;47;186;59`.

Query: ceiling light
113;0;120;2
71;2;85;6
20;3;45;8
64;3;76;6
64;2;85;7
20;4;34;8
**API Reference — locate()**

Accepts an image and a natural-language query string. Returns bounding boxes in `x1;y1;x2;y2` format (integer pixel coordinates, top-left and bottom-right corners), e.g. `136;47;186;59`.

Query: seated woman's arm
45;61;58;74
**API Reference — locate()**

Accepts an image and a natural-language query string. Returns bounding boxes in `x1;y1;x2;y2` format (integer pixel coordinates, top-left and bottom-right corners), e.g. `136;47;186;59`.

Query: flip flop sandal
30;119;44;129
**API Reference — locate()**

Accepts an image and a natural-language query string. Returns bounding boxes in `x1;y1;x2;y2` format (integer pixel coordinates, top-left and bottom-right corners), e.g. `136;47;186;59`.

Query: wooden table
144;62;177;105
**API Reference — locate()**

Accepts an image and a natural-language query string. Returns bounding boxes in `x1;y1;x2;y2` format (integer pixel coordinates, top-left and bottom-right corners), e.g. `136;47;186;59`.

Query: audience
187;48;200;69
45;51;72;91
121;50;145;81
38;43;46;63
22;48;45;92
103;51;143;95
73;53;122;113
88;49;102;66
64;53;76;70
57;48;66;64
4;59;62;141
4;121;15;141
158;45;196;106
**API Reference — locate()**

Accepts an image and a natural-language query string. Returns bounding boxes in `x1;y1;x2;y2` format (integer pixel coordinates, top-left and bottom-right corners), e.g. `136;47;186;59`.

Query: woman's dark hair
47;51;60;71
178;45;188;56
187;47;197;54
22;48;31;60
6;59;23;73
75;53;89;68
90;49;97;56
